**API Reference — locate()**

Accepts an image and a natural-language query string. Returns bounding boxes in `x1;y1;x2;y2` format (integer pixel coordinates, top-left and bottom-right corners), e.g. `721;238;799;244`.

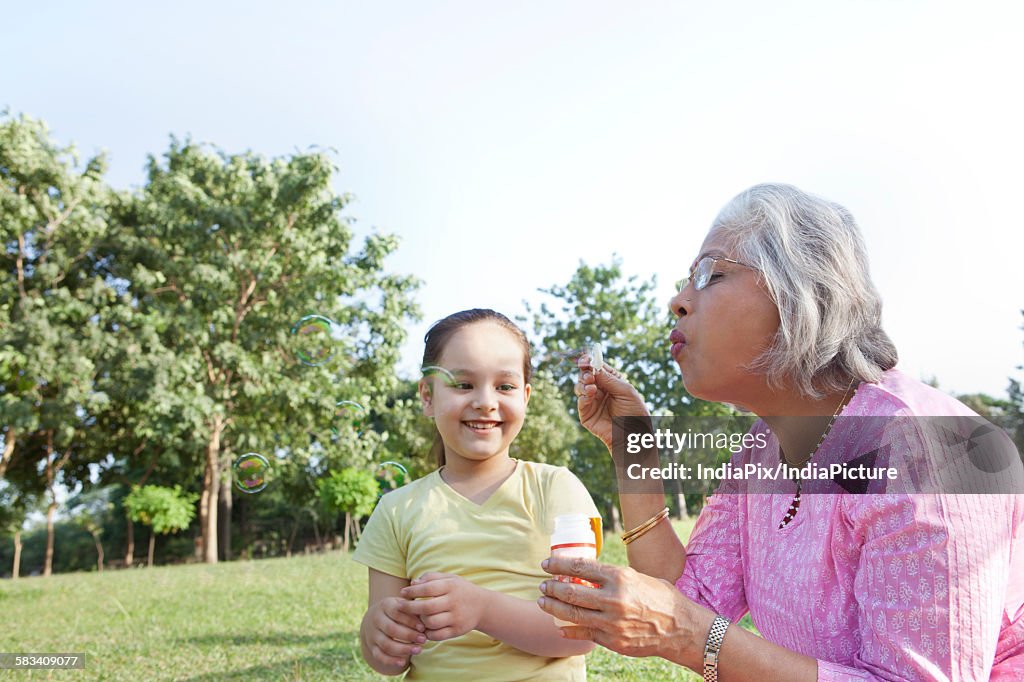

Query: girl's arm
477;589;596;657
359;568;426;676
399;572;595;657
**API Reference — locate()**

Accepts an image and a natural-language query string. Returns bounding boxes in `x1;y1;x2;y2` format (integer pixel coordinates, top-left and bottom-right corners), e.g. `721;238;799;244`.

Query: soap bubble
333;400;366;435
290;314;337;367
549;342;605;372
421;365;457;387
587;342;604;373
376;461;408;497
234;453;269;494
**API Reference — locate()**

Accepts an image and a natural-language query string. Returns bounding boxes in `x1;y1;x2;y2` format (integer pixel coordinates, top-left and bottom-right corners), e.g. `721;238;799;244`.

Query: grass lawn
1;518;752;680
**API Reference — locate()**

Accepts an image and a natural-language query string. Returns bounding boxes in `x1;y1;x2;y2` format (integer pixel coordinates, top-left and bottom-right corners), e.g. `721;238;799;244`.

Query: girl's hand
537;555;712;668
363;597;427;670
398;572;488;641
575;357;650;452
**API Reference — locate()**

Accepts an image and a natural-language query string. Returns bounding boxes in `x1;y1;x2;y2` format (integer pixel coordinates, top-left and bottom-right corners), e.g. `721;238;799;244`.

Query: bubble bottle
549;513;600;626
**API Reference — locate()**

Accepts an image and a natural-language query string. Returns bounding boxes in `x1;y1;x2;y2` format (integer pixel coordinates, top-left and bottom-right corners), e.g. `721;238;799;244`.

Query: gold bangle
622;507;669;540
621;507;670;544
623;511;668;545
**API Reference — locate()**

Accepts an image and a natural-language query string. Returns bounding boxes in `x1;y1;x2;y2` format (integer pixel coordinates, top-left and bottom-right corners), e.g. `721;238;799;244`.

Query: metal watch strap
702;615;730;682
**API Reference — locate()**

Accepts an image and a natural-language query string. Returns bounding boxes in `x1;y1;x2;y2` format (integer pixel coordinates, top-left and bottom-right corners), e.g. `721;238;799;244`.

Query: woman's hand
398;572;488;642
575;357;651;452
537;555;712;668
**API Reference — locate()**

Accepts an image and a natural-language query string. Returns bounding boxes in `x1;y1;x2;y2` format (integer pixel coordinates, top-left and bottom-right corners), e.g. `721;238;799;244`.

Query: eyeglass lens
694;257;714;290
677;256;719;292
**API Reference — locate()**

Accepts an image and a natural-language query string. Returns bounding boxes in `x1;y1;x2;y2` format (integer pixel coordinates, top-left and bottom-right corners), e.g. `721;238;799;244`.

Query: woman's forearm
662;607;818;682
614;447;687;582
621;492;687;582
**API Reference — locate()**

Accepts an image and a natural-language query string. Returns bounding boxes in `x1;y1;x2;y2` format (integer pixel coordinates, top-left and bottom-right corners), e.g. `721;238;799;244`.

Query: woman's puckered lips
670;329;686;357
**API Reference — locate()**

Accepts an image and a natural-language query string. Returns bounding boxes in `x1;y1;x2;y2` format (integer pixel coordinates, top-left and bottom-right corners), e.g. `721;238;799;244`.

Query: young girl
353;308;599;681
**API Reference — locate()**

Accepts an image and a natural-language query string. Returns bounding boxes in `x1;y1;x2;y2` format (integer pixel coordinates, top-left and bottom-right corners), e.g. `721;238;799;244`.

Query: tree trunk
125;511;135;567
286;516;300;558
240;494;252;556
42;431;70;577
312;515;322;551
668;478;689;520
608;501;622;533
12;530;22;579
44;432;57;577
343;513;351;553
0;427;14;479
202;416;225;564
218;468;232;562
92;532;105;572
44;499;56;577
148;531;156;568
197;481;209;557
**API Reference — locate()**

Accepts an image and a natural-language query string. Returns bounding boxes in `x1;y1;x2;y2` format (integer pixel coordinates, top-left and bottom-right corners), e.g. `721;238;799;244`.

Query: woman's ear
523;383;532;407
418;379;434;417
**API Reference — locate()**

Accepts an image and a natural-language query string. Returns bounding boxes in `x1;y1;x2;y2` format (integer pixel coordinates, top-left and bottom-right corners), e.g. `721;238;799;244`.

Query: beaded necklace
777;379;857;530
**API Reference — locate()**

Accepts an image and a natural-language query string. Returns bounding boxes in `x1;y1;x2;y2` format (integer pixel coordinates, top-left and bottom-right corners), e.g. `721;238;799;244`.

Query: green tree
0;112;118;575
114;139;419;563
0;483;37;578
67;487;114;572
79;273;203;566
123;484;198;567
373;379;436;480
956;393;1014;420
960;311;1024;459
510;369;577;467
317;467;378;552
526;258;734;528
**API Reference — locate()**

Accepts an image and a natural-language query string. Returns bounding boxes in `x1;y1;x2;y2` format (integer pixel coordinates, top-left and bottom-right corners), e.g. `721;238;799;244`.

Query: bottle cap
551;513;597;550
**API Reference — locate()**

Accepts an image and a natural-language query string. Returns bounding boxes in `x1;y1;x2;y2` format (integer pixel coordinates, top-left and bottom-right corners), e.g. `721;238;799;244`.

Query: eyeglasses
676;256;756;292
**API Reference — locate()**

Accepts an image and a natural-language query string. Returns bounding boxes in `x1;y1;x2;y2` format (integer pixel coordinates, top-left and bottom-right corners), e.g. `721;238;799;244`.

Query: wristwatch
702;615;730;681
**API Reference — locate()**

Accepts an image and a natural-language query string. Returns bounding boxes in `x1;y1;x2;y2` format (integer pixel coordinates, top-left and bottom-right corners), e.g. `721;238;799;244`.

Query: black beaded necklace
777;379;857;530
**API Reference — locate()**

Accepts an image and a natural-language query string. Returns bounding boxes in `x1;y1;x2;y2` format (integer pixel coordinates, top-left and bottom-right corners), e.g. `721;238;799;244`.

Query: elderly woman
538;184;1024;680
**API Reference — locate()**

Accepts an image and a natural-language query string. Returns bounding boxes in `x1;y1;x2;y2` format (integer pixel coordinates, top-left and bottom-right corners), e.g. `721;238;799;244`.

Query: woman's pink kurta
677;370;1024;680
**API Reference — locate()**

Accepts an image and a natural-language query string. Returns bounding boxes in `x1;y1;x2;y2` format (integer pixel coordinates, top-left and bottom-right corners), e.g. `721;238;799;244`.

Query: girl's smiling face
418;321;531;469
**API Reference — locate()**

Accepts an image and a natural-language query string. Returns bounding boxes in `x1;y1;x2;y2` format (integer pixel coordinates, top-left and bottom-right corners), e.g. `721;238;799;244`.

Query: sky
3;0;1023;398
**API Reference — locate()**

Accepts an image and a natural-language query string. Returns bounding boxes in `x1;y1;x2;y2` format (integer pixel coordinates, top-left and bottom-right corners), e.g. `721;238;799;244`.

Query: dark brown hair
422;309;533;467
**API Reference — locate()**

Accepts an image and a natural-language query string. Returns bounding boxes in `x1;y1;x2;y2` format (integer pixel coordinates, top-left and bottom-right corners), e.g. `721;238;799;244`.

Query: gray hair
710;183;898;399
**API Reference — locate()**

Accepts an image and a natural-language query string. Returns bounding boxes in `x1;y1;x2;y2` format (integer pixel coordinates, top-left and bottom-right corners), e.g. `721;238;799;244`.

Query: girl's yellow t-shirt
352;459;600;681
